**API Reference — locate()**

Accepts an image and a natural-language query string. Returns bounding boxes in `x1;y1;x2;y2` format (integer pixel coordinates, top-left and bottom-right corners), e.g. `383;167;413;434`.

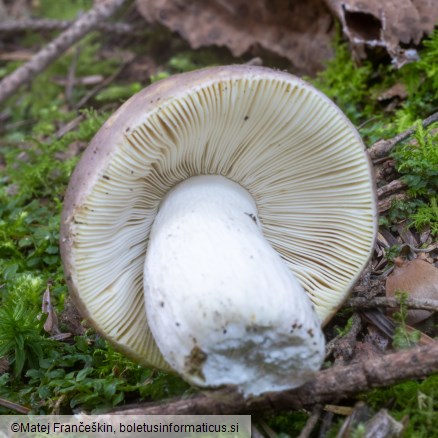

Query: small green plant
95;83;143;102
410;197;438;235
0;303;47;376
383;244;403;263
350;423;366;438
391;122;438;234
312;34;374;124
393;122;438;198
365;375;438;437
394;29;438;129
392;291;421;350
0;332;190;414
335;315;354;337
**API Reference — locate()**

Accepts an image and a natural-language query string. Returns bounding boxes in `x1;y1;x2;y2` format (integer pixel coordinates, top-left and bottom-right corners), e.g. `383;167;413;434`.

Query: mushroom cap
60;65;378;369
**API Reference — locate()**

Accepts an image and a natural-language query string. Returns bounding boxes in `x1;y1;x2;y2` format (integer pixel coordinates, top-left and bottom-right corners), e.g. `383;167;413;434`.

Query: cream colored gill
71;74;375;366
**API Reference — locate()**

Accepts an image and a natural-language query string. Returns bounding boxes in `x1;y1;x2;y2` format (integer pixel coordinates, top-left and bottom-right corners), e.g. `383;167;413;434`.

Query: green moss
411;198;438;235
390;122;438;234
391;292;421;350
266;412;309;437
392;30;438;130
364;375;438;437
311;34;375;124
394;123;438;197
35;0;94;20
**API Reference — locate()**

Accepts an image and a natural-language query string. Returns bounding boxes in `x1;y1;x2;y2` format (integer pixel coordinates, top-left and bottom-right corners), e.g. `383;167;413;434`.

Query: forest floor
0;1;437;437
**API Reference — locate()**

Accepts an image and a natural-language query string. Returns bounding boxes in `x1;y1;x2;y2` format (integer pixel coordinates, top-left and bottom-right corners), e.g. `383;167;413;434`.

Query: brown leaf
135;0;335;75
60;296;87;336
325;0;438;67
386;258;438;324
41;282;61;335
377;83;408;102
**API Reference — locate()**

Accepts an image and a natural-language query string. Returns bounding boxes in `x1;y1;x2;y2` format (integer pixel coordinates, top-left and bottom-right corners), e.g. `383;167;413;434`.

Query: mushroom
60;65;377;396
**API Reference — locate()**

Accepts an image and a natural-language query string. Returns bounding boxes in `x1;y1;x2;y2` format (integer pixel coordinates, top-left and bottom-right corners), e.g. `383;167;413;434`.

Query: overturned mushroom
60;65;377;396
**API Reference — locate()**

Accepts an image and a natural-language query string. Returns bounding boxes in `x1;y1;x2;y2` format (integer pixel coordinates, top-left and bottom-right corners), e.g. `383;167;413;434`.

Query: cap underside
64;68;377;368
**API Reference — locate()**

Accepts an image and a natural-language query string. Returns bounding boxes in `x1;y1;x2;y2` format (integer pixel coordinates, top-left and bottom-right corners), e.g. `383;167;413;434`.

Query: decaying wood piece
378;194;408;213
325;313;362;361
0;0;128;103
376;179;408;212
377;179;407;198
324;0;438;67
108;342;438;415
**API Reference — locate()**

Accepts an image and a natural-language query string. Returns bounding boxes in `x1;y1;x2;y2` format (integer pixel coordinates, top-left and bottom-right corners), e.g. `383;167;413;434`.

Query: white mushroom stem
144;175;325;396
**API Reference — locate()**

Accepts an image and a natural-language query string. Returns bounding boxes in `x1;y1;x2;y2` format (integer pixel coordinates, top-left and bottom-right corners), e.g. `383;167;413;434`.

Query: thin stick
107;342;438;415
297;406;322;438
0;19;139;35
0;0;128;104
73;57;132;109
347;297;438;312
0;397;31;414
368;111;438;161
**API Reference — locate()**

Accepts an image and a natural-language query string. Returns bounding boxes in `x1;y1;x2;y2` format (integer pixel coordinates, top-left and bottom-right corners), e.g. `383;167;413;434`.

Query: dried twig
66;46;80;106
410;242;438;253
0;397;31;414
378;193;408;213
368;111;438;161
0;0;128;104
377;179;407;198
107;342;438;415
73;57;133;109
347;297;438;313
0;19;140;36
297;405;322;438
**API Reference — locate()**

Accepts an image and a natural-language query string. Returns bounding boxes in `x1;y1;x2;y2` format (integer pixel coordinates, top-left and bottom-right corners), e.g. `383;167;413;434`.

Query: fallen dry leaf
135;0;335;75
41;282;61;335
386;257;438;325
136;0;438;72
325;0;438;67
378;83;408;102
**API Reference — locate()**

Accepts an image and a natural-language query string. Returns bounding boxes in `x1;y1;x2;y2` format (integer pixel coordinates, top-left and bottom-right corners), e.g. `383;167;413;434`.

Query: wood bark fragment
377;179;407;198
107;342;438;415
325;313;362;360
0;0;128;103
347;297;438;313
378;193;408;213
